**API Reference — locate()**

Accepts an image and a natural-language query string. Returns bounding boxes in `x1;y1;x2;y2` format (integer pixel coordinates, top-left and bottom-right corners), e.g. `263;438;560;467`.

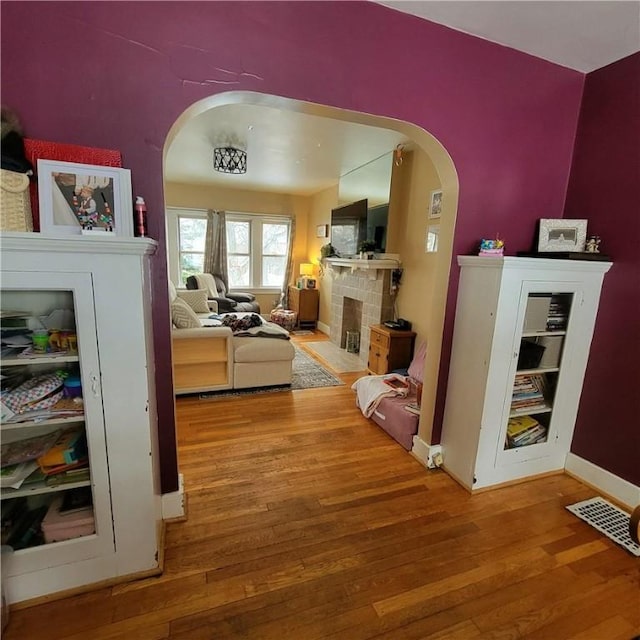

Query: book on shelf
506;415;547;448
507;415;540;437
40;457;89;477
37;428;87;468
45;465;90;486
0;460;40;489
0;430;61;468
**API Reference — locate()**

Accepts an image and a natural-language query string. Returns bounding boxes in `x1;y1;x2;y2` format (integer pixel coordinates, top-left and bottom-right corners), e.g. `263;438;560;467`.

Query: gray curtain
204;210;228;288
282;216;296;307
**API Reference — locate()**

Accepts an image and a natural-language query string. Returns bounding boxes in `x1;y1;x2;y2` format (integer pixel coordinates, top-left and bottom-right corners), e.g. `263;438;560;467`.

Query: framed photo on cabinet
538;218;587;252
38;159;133;237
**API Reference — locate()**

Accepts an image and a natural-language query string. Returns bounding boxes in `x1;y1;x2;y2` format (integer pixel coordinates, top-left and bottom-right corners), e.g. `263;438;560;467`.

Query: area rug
303;341;366;373
199;344;343;399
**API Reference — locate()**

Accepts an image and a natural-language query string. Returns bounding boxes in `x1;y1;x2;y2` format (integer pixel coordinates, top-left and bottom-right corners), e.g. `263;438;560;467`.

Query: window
226;214;291;289
178;215;206;283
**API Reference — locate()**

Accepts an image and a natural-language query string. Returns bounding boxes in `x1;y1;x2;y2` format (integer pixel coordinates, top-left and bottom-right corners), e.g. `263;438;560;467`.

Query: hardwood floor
5;334;639;639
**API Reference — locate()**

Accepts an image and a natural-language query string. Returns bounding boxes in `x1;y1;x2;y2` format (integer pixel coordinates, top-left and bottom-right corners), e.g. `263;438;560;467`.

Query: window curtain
203;210;228;289
282;216;296;308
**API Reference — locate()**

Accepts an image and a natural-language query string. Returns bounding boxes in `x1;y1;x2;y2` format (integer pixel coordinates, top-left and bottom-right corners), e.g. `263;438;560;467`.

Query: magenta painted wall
564;53;640;486
1;1;585;493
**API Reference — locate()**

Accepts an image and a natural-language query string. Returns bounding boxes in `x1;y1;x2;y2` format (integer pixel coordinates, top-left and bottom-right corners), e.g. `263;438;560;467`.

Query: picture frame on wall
316;224;328;238
538;218;587;252
429;189;443;219
37;159;133;237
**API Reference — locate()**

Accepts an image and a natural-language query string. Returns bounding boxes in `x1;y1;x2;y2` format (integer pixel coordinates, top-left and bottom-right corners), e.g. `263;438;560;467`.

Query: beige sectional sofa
169;284;295;395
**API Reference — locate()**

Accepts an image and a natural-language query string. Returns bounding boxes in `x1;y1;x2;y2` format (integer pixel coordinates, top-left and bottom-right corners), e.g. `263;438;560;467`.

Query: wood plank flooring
5;334;639;639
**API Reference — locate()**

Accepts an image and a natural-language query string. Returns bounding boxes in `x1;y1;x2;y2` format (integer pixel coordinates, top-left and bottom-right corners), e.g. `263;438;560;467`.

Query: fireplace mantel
325;255;400;276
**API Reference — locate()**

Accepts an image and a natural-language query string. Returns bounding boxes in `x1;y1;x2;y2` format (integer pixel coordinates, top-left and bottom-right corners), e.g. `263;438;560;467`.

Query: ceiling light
213;146;247;174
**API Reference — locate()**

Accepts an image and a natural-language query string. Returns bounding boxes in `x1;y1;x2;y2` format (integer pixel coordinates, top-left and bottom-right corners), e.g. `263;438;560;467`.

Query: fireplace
330;268;394;364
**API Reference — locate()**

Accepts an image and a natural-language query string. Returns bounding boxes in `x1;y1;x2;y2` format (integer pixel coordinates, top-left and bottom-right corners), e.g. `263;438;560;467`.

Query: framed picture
429;189;443;219
316;224;328;238
538;218;587;252
425;224;440;253
37;159;133;237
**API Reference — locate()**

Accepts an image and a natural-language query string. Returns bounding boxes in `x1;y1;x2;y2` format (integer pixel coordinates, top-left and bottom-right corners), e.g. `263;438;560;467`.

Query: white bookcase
1;233;161;604
440;256;611;492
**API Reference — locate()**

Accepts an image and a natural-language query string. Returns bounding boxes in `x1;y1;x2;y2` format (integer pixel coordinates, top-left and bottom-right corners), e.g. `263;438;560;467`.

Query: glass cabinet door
498;281;581;465
1;271;114;576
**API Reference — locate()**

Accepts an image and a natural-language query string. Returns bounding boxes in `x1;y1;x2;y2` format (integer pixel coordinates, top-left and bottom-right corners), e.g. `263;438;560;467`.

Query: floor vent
566;497;640;557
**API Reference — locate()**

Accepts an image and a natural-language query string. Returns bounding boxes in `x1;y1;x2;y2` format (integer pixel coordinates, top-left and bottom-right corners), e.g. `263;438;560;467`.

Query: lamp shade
300;263;314;276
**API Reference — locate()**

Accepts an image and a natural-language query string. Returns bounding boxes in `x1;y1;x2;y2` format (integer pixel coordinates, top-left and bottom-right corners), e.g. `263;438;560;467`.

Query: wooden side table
288;286;319;329
368;324;416;374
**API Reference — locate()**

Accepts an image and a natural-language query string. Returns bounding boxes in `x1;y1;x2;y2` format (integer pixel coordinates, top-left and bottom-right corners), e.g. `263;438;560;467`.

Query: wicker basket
0;168;33;232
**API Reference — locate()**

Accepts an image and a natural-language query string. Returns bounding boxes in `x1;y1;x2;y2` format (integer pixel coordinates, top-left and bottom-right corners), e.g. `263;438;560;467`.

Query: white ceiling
165;103;409;199
377;1;640;73
165;1;640;196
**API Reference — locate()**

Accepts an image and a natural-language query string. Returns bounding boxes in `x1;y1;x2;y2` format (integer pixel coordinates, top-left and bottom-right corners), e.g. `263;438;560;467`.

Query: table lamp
299;263;314;288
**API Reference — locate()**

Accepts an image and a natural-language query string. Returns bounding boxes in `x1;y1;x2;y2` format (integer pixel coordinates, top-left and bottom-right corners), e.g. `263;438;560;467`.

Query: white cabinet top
1;232;157;256
457;255;612;274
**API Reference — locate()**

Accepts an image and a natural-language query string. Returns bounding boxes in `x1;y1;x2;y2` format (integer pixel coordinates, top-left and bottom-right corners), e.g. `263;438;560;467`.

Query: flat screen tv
330;199;388;257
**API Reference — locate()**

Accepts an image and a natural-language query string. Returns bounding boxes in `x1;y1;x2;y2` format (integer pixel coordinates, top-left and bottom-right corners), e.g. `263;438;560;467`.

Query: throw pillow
176;289;210;314
171;297;201;329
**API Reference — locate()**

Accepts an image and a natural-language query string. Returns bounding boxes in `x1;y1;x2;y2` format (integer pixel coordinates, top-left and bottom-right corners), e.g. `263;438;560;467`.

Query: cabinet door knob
90;373;100;398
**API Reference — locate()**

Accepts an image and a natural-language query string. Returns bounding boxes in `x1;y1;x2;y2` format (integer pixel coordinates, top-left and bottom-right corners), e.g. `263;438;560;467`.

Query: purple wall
564;53;640;486
1;1;585;492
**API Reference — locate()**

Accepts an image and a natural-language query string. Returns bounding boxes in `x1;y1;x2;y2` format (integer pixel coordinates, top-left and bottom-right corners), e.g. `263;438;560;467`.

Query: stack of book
546;296;569;331
1;428;89;490
511;374;549;414
506;415;548;448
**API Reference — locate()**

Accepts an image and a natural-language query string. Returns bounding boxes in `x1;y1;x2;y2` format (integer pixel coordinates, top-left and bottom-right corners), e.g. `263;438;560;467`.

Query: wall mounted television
330;199;388;257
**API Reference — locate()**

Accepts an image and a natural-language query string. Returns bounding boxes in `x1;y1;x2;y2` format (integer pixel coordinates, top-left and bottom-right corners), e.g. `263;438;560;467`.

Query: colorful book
507;415;540;438
37;428;86;468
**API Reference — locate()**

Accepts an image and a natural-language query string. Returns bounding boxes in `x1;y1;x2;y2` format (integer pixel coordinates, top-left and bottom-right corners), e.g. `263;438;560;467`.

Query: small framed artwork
37;159;133;237
425;224;440;253
316;224;328;238
538;218;587;252
429;189;443;219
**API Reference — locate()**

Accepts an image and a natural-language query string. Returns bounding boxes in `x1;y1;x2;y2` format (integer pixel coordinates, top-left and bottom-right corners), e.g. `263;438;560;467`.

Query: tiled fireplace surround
329;269;395;364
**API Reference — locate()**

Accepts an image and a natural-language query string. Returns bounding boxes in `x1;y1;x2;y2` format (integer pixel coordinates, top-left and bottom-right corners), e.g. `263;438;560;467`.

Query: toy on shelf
479;237;505;257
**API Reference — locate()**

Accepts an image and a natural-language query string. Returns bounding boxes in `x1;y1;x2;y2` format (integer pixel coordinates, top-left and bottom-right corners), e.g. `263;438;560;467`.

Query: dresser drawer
370;330;390;349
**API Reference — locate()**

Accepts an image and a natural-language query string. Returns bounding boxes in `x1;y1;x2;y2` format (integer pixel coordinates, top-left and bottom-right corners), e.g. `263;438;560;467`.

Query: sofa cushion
171;297;201;329
233;336;295;363
176;289;210;314
168;280;177;303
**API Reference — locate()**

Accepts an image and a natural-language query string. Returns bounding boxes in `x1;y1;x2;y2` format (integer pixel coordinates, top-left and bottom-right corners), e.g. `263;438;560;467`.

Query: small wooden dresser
368;324;416;374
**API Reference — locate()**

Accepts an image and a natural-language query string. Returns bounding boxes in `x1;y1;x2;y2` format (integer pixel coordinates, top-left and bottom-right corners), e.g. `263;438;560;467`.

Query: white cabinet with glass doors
1;234;161;604
440;256;611;492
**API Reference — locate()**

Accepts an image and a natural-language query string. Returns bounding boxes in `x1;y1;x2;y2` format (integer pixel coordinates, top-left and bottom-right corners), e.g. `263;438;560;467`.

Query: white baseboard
317;321;330;336
411;436;442;470
161;473;186;520
565;453;640;510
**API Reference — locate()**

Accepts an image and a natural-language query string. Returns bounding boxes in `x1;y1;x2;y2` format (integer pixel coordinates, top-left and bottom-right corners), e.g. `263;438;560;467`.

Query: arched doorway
163;90;458;455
